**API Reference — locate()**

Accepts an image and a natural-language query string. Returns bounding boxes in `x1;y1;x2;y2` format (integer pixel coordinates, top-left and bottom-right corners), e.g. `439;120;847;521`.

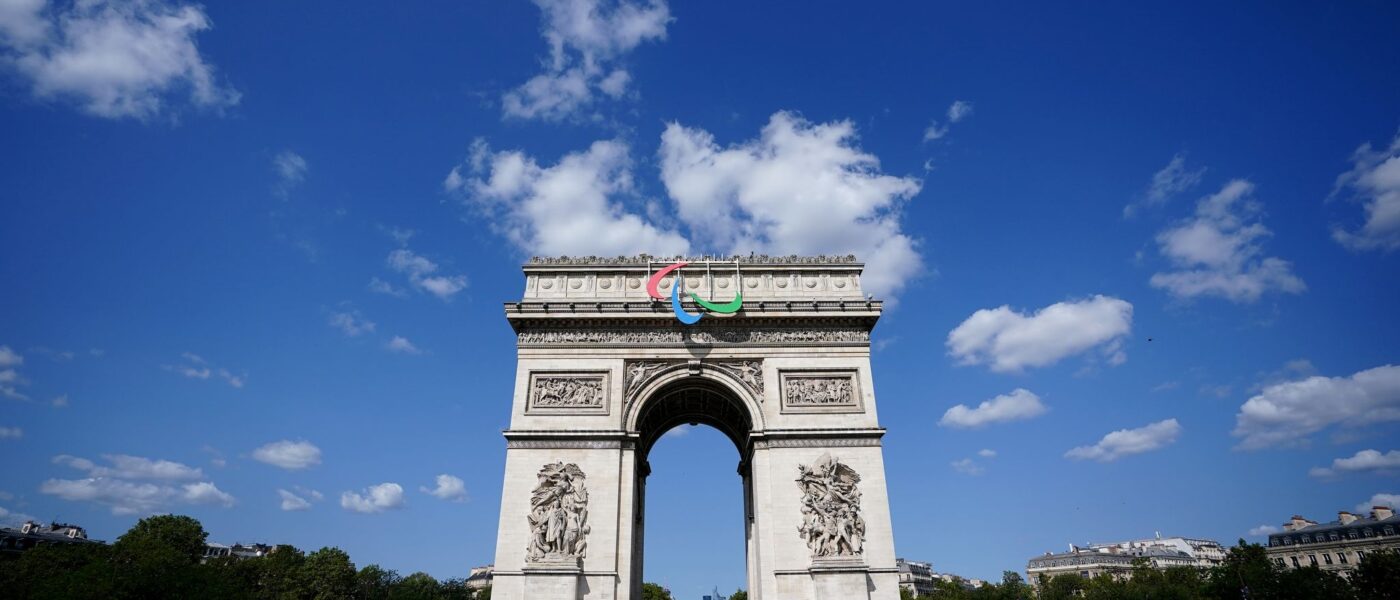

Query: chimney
1284;515;1312;531
1339;511;1359;525
1373;506;1395;521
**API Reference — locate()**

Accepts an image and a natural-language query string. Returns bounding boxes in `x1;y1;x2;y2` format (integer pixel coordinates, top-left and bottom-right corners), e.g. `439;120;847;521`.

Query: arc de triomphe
490;256;900;600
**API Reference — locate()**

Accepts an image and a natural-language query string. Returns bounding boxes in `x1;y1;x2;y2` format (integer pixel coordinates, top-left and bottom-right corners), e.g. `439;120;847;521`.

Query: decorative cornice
526;254;861;266
513;318;874;347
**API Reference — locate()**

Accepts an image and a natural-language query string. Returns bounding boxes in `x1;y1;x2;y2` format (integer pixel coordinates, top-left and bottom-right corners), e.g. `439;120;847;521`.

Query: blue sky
2;0;1399;597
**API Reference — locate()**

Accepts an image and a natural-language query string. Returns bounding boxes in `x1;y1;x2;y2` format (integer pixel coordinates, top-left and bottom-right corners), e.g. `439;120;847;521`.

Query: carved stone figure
531;376;604;408
714;360;764;396
527;462;591;562
784;376;854;406
796;453;866;557
624;361;672;397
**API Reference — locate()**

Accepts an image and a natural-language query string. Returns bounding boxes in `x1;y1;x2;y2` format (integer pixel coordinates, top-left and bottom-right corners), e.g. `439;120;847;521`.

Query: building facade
1026;535;1224;587
896;558;935;596
0;521;100;556
202;542;276;562
465;564;494;591
1265;506;1399;577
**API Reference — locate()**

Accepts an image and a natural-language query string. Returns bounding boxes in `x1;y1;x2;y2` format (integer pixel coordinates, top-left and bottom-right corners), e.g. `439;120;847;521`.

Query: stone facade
1026;536;1225;588
1264;506;1400;578
489;257;901;600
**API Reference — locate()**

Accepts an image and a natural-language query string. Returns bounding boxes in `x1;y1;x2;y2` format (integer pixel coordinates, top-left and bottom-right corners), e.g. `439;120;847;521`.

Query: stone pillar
810;557;872;600
523;556;583;599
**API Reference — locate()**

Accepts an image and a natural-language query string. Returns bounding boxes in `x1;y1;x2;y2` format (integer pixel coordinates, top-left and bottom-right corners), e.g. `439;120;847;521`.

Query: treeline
902;541;1399;600
0;515;488;599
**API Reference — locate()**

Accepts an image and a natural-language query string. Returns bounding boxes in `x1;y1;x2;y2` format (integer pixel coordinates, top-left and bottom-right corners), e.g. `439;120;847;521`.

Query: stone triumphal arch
490;256;900;600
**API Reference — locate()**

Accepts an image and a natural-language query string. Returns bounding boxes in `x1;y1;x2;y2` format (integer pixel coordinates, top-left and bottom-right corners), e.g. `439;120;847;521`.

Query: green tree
1205;539;1284;600
358;564;401;599
111;514;213;598
1353;549;1400;600
0;543;116;599
252;544;307;599
729;589;748;600
642;582;674;600
301;546;358;599
1039;573;1085;600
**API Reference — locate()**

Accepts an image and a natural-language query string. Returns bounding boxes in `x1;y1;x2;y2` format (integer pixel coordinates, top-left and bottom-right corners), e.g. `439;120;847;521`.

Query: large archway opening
630;378;756;600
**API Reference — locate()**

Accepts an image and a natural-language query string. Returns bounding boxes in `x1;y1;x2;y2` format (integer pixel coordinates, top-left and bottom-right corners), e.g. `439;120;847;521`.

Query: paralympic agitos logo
645;262;742;325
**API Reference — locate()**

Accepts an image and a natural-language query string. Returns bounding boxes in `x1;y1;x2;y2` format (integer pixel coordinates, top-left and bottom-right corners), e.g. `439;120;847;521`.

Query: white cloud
385;248;468;301
328;310;376;337
273;151;307;198
165;353;243;388
368;277;407;298
1248;524;1281;537
0;0;239;119
977;448;997;458
0;345;28;400
448;138;689;257
1124;153;1206;218
502;0;670;120
385;336;421;355
40;477;234;515
1232;364;1400;450
1150;180;1305;303
278;488;312;511
923;100;973;141
51;394;68;408
0;426;21;439
1357;493;1400;513
950;458;983;476
251;440;321;470
660;111;923;299
939;389;1048;428
0;504;38;526
1065;418;1182;462
1309;449;1400;478
341;482;405;514
946;295;1133;372
1331;130;1400;251
54;453;203;480
0;345;22;367
421;474;467;502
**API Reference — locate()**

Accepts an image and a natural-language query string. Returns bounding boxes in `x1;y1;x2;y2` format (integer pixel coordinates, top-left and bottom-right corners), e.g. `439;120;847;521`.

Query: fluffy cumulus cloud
1331;130;1400;251
946;296;1132;373
0;0;239;119
251;440;322;470
1309;449;1400;478
384;248;468;301
54;453;203;480
341;482;405;514
1232;364;1400;450
1124;153;1206;218
447;138;689;257
1065;418;1182;462
939;388;1047;428
420;474;467;502
1357;493;1400;513
660;112;924;299
41;453;233;514
503;0;670;120
1150;180;1304;303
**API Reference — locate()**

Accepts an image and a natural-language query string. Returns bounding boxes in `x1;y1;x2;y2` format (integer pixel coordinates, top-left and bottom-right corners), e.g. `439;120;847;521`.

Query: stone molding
516;322;872;347
527;254;861;265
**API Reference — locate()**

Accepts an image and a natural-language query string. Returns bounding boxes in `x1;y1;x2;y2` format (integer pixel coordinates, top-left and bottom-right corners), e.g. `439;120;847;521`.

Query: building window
1291;557;1300;568
1338;553;1348;565
1323;554;1333;565
1357;551;1366;560
1385;526;1395;536
1301;535;1311;543
1308;555;1318;566
1329;533;1339;541
1349;530;1358;540
1274;558;1285;567
1284;537;1293;545
1364;529;1374;538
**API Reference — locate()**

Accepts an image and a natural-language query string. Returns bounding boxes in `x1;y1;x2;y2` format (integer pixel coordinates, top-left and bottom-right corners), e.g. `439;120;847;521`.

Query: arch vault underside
489;256;901;600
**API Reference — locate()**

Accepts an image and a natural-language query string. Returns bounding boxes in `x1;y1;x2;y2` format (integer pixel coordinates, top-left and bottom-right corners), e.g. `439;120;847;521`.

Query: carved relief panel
779;370;862;413
526;372;610;415
526;462;590;562
796;453;865;557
